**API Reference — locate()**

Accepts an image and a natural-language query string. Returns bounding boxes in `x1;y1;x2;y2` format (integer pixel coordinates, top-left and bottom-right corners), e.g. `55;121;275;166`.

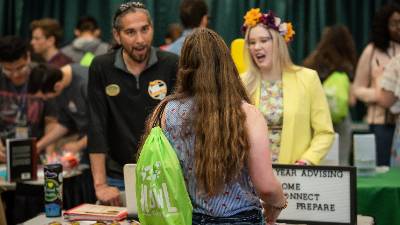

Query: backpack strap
80;52;95;67
151;98;170;128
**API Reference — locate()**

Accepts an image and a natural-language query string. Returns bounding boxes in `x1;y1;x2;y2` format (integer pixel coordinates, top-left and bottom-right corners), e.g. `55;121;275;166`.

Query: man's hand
95;184;121;206
62;141;82;154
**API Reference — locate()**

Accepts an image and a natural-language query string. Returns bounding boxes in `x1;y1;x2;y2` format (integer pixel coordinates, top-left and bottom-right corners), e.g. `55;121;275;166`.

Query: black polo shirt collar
114;47;158;75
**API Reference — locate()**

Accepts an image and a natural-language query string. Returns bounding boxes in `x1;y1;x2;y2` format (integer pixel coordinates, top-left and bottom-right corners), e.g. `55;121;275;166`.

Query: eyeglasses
1;64;29;77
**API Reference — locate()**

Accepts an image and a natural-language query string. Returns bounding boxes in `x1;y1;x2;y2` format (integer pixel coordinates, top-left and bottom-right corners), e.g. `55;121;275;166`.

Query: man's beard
127;45;150;63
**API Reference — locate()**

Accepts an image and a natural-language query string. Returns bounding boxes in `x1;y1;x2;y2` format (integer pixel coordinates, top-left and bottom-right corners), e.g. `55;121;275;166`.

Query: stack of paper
64;204;128;221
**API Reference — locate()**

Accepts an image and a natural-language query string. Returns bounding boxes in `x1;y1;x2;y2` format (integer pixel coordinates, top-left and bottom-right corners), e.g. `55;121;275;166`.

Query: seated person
0;36;56;163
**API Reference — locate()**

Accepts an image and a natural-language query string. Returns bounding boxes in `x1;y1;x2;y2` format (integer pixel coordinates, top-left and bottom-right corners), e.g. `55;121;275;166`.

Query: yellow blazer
242;66;334;165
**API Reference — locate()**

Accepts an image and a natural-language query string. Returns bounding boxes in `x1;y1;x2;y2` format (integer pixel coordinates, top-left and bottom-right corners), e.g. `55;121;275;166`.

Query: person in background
166;0;208;55
376;54;400;166
31;64;88;160
61;16;110;66
353;4;400;166
0;36;55;162
30;18;73;68
30;63;96;204
87;2;178;206
159;23;183;50
303;25;358;166
142;27;286;225
241;8;334;165
30;17;73;157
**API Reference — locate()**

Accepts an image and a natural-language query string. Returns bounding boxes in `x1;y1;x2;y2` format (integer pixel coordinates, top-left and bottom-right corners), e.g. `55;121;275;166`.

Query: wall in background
0;0;393;63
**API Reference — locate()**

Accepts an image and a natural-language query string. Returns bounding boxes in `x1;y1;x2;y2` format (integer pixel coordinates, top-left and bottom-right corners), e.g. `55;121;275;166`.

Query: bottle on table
44;163;63;217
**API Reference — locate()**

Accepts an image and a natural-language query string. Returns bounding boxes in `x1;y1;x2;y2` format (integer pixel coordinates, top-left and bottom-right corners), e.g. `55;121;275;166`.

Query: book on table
64;204;128;221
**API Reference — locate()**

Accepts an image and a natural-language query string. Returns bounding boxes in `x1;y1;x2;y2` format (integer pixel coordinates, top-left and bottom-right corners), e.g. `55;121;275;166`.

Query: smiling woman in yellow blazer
241;8;334;165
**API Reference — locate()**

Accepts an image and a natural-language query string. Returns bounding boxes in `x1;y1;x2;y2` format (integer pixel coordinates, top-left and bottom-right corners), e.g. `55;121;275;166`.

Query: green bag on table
136;102;193;225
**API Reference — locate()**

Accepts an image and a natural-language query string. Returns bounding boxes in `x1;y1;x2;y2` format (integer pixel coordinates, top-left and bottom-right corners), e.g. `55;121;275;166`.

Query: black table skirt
4;168;96;225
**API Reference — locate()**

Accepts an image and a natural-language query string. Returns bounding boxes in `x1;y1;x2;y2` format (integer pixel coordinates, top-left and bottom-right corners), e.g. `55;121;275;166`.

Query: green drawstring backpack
136;100;193;225
322;71;350;124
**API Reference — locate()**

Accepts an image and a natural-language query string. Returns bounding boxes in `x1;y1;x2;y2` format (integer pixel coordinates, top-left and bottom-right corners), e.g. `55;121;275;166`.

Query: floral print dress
259;79;284;162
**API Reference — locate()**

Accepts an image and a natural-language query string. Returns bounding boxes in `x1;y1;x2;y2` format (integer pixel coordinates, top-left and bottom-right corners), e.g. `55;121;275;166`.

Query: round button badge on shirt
148;80;167;100
105;84;120;96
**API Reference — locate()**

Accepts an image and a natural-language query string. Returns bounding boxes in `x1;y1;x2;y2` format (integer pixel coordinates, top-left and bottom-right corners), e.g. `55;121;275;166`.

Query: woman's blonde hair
242;24;294;100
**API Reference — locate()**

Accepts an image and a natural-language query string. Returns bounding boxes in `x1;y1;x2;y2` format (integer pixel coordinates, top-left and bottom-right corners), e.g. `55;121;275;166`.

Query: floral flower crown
242;8;295;43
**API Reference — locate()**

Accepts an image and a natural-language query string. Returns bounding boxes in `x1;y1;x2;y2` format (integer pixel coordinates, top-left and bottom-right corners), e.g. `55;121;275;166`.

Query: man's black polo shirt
88;47;178;179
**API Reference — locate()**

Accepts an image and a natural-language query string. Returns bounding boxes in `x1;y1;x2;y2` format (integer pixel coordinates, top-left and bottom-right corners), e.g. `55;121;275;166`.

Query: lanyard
10;82;28;126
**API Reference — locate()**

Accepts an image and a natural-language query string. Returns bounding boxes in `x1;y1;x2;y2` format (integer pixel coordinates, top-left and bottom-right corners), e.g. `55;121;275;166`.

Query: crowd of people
0;0;400;224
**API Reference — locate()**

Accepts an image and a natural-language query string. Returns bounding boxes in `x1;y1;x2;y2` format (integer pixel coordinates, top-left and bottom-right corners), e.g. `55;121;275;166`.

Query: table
23;213;371;225
357;168;400;225
0;164;85;190
0;164;96;224
23;213;138;225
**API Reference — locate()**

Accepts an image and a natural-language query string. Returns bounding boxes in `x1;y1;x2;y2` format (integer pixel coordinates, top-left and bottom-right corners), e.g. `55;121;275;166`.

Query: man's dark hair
30;18;63;47
0;36;29;62
112;1;151;31
28;64;63;94
371;4;400;51
111;2;152;49
180;0;208;29
76;16;99;32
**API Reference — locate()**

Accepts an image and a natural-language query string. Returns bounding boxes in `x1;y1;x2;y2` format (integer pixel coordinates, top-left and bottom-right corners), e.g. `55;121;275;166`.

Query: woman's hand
262;198;287;225
262;202;283;225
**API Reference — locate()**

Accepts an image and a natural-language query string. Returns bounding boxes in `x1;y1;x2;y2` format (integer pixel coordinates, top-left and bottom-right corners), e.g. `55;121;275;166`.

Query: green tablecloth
357;168;400;225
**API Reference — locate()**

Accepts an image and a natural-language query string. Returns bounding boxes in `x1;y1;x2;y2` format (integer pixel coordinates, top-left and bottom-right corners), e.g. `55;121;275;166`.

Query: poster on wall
274;164;356;225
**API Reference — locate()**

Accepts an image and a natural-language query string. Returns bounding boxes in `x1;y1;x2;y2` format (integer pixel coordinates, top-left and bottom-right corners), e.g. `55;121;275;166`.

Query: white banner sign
273;165;356;225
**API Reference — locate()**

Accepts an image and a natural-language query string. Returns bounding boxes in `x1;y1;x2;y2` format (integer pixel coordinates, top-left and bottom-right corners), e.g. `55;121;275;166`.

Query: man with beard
87;2;178;206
